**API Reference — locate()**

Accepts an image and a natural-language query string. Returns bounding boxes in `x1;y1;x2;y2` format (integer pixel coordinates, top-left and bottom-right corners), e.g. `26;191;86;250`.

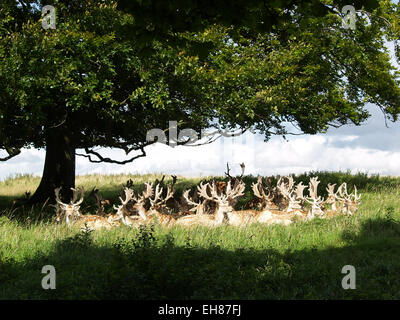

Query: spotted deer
276;177;308;220
54;187;113;230
112;187;144;227
334;183;361;215
248;177;295;225
89;187;120;226
175;181;234;227
302;177;325;220
211;180;291;226
125;182;176;227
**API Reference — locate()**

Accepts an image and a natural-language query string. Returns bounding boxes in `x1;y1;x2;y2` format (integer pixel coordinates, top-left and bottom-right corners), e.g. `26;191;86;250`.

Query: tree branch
76;146;148;164
0;148;21;161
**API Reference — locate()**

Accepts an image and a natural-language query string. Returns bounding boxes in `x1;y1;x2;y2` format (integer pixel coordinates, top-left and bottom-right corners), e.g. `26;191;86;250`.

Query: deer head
182;182;212;215
192;181;244;224
89;187;111;216
148;183;175;215
277;176;305;212
303;177;325;219
335;183;361;215
252;177;278;210
323;183;338;211
113;187;137;225
54;187;85;225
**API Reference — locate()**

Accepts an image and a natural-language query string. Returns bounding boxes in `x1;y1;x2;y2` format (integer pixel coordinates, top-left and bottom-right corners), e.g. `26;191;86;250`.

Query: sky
1;37;399;181
2;99;400;180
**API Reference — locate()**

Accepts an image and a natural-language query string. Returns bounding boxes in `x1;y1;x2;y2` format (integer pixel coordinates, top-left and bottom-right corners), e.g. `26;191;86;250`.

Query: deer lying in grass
175;181;234;227
276;176;307;215
248;177;295;226
116;182;176;227
89;187;120;226
302;177;326;220
54;187;113;230
322;183;343;218
178;179;292;227
145;183;177;227
334;183;361;215
112;187;144;227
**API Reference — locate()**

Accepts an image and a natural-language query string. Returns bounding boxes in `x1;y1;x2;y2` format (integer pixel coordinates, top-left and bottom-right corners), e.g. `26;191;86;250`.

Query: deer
224;162;246;207
175;181;234;227
112;187;144;227
182;188;208;216
241;177;300;226
54;187;113;230
129;182;176;227
301;177;326;220
88;187;120;226
202;179;293;227
276;177;308;218
252;177;279;211
88;187;111;215
321;183;345;218
334;183;361;215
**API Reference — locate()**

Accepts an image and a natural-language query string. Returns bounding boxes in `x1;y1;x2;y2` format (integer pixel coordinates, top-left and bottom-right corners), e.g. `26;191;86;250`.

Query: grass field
0;171;399;299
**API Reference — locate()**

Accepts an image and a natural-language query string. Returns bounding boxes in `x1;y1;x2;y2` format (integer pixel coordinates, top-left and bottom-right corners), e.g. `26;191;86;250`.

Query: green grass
0;171;399;299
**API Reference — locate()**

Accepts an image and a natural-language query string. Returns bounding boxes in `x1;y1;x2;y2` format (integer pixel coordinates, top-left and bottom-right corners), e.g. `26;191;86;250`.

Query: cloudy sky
1;42;399;180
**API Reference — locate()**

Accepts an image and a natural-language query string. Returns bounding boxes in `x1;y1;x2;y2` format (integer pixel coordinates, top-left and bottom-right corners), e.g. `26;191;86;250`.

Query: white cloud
2;125;400;181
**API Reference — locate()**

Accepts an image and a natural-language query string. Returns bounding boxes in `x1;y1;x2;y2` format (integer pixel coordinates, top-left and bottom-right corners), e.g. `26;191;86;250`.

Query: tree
0;0;399;205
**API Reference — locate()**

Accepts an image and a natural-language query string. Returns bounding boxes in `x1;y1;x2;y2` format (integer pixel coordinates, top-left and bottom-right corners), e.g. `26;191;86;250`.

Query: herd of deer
52;165;362;231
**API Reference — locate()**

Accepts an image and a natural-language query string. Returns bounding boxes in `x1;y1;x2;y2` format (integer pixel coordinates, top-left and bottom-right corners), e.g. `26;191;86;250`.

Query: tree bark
29;127;75;204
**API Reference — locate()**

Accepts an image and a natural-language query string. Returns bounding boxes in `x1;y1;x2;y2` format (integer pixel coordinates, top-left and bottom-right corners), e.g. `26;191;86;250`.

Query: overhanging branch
76;146;147;164
0;148;21;161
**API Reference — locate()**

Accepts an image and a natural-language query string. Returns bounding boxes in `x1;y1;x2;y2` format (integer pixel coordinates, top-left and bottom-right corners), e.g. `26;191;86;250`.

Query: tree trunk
29;128;75;204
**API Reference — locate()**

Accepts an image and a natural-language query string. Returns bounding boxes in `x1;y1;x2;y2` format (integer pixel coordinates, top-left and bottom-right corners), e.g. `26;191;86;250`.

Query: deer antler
113;187;141;221
225;162;245;183
149;184;174;209
239;162;245;178
183;189;206;214
252;177;274;204
322;183;337;210
352;185;361;202
53;187;84;224
116;187;135;208
70;187;85;205
225;180;245;202
54;187;64;206
303;177;325;218
277;176;303;212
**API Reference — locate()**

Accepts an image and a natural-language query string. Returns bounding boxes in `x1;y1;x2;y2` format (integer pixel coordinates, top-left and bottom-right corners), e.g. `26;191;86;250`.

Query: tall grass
0;171;399;299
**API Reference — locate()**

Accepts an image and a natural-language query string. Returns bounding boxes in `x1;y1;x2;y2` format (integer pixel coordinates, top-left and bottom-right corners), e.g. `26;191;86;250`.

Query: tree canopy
0;0;399;202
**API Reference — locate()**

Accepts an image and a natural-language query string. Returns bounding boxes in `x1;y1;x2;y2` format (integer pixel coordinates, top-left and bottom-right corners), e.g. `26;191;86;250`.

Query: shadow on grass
1;217;400;300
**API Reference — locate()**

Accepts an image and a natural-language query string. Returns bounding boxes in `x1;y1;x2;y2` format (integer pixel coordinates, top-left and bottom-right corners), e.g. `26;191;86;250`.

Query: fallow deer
54;187;113;230
209;179;293;226
302;177;325;220
112;187;144;227
89;187;120;226
175;181;234;227
125;182;176;227
334;183;361;215
276;177;308;220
